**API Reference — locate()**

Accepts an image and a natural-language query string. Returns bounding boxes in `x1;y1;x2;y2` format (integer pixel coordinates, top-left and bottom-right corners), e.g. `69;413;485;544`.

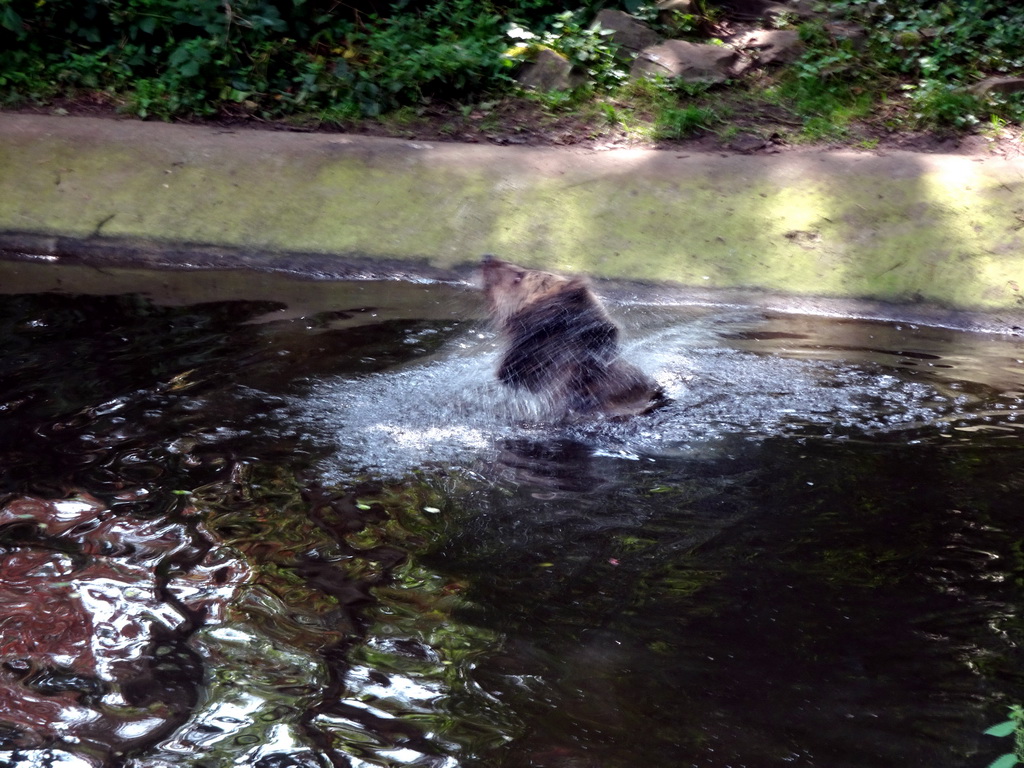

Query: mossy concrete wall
3;113;1024;312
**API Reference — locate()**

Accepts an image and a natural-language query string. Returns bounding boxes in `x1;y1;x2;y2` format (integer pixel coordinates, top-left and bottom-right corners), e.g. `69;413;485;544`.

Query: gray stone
971;77;1024;97
719;0;817;19
717;0;782;16
727;133;769;153
824;20;867;49
631;40;741;84
733;29;803;65
592;9;662;59
516;48;585;92
783;0;820;13
656;0;695;24
657;0;694;11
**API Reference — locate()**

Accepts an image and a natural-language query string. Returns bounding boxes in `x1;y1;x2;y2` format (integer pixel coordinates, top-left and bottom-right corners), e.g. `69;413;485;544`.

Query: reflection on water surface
0;260;1023;768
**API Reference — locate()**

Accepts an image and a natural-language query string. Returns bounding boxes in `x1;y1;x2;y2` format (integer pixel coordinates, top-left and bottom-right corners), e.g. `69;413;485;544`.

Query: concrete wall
3;113;1024;313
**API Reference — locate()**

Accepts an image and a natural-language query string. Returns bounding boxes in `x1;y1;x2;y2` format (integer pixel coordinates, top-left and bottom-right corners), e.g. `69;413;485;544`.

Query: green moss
2;116;1024;310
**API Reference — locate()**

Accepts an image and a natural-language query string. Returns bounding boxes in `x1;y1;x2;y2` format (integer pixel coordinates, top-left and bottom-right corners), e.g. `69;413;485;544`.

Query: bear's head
478;254;666;418
480;254;588;325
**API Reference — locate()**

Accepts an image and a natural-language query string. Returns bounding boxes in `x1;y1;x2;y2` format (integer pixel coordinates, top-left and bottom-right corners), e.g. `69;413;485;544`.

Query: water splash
291;309;996;482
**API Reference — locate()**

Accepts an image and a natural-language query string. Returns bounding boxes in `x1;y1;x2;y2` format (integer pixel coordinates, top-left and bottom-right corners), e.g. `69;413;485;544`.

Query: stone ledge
2;113;1024;315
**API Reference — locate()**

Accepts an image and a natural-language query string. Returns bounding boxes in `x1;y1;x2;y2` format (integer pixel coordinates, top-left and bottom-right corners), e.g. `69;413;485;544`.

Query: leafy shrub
1;0;335;114
903;79;984;129
339;1;508;115
985;705;1024;768
4;0;1024;135
761;20;874;140
0;0;638;118
505;10;625;92
828;0;1024;127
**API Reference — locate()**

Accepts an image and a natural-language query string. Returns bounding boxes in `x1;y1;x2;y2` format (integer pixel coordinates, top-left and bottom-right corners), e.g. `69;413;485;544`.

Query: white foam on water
291;313;968;482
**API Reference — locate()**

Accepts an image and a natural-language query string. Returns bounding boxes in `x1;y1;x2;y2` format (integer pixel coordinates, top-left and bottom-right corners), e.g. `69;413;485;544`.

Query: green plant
504;10;626;92
833;0;1024;79
523;83;592;112
617;73;676;111
354;0;509;112
769;10;798;30
598;100;621;125
656;0;723;38
988;93;1024;125
3;0;1024;137
716;123;740;142
985;705;1024;768
121;78;179;120
654;104;718;139
0;0;546;119
903;79;983;129
828;0;1024;129
764;19;877;140
800;114;848;142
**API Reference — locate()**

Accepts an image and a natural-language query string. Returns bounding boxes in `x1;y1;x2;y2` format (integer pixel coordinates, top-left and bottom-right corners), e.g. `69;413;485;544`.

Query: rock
717;0;817;20
733;29;803;65
716;0;785;17
727;133;768;153
971;77;1024;97
782;0;820;13
592;9;662;60
656;0;695;24
763;1;816;20
824;21;867;49
657;0;694;11
631;40;741;84
516;48;586;92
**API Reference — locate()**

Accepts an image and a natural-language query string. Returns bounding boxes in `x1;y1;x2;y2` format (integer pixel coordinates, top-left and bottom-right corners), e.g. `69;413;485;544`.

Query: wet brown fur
480;255;665;418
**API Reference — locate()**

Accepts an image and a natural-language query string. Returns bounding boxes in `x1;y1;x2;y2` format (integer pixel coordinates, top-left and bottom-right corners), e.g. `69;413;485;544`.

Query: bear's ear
561;280;593;305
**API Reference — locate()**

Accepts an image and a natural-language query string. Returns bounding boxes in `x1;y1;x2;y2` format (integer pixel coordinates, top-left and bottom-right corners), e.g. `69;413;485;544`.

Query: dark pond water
1;259;1024;768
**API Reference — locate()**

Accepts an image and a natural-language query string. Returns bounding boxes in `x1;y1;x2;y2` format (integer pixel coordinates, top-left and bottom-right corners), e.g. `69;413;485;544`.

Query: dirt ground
16;87;1024;159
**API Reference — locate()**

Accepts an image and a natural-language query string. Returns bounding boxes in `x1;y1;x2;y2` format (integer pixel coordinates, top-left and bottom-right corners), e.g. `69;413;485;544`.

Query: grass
654;104;720;139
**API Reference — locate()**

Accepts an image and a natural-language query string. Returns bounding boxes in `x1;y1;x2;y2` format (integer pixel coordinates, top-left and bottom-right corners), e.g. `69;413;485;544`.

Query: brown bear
480;254;665;419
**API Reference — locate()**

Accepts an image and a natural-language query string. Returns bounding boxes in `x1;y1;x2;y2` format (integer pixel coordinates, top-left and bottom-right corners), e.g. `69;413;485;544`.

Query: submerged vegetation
1;0;1023;145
